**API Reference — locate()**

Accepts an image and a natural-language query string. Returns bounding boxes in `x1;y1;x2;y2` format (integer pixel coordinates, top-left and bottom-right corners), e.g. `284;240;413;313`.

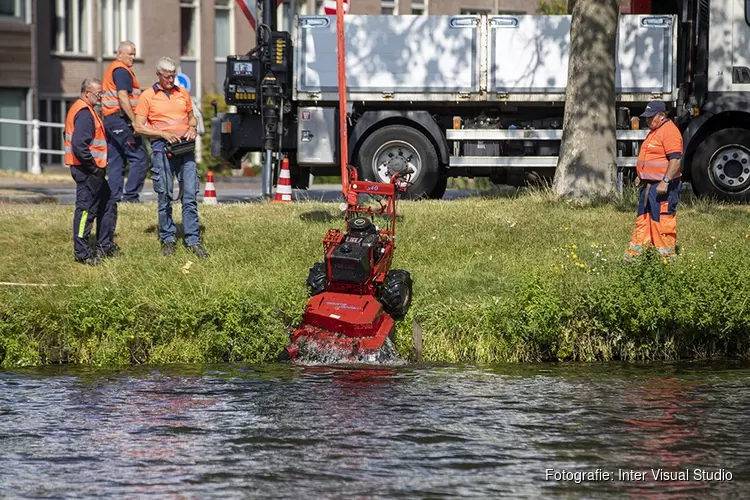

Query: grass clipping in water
1;186;750;367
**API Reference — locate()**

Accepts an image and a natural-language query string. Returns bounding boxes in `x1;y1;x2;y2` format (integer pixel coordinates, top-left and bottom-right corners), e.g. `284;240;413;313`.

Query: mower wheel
306;262;328;296
379;269;413;320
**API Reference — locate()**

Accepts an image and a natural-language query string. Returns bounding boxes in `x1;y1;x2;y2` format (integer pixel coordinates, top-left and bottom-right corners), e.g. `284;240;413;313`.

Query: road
0;175;486;204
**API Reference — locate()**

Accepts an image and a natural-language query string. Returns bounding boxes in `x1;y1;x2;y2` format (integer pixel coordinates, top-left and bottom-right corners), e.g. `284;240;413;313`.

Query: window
0;0;25;20
53;0;91;54
460;9;489;15
411;0;427;15
0;89;28;172
38;97;77;166
215;0;233;58
381;0;395;15
102;0;140;55
215;0;234;92
181;0;198;57
277;0;291;31
746;0;750;27
180;0;200;96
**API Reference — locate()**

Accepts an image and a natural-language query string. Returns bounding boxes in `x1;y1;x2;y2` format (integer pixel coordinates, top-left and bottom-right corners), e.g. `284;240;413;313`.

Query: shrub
198;93;232;179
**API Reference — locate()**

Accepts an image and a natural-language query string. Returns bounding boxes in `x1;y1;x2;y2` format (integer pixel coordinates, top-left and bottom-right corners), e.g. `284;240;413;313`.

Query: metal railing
0;118;65;174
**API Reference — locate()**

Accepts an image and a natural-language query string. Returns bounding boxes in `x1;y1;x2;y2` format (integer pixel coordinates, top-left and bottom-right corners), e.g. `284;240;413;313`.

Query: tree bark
552;0;621;200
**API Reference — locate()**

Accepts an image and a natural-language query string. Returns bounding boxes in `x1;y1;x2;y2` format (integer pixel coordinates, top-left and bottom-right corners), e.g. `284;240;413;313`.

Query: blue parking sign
175;72;191;92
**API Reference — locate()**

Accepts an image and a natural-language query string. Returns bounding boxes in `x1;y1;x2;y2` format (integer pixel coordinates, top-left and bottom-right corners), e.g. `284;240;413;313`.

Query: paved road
0;176;486;204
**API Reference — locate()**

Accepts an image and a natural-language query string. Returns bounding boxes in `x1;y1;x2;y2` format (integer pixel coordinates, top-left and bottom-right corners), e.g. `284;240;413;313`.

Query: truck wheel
428;177;448;199
357;125;439;199
306;262;327;296
691;128;750;203
379;270;413;320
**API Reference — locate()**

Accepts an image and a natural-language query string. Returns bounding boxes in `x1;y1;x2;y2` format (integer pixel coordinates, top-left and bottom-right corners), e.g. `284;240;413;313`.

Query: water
1;361;749;498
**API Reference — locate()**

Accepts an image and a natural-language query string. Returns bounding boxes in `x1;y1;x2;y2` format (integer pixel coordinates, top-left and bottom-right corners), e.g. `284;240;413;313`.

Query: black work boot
96;244;121;259
76;255;103;266
161;241;176;257
187;244;209;259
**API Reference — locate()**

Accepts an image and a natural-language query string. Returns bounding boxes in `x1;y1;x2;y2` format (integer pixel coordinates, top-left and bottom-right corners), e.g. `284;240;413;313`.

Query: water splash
293;337;407;367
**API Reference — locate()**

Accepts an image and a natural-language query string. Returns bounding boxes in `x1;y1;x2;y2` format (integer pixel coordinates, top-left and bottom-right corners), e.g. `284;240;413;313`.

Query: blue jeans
150;151;201;246
104;115;148;202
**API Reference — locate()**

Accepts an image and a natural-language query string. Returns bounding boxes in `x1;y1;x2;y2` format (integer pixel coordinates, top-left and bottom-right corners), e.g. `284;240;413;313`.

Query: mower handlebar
390;167;414;192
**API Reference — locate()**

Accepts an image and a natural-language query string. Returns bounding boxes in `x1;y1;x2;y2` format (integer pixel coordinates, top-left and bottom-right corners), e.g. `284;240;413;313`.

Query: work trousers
150;151;201;247
104;114;149;202
70;165;117;260
624;180;680;263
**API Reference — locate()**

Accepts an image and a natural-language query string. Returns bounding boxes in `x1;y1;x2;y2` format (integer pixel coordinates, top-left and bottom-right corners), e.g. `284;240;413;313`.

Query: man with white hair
134;56;208;258
101;40;148;203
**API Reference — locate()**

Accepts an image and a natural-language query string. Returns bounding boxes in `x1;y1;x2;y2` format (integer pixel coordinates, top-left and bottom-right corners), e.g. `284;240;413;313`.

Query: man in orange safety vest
101;41;148;203
623;100;684;264
64;78;118;265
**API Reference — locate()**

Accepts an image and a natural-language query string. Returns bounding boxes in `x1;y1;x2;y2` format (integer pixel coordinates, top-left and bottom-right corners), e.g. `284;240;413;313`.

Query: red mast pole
336;0;350;198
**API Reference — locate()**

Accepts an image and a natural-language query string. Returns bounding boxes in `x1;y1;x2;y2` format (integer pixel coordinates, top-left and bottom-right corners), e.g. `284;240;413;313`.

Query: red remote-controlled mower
278;0;414;363
279;166;413;363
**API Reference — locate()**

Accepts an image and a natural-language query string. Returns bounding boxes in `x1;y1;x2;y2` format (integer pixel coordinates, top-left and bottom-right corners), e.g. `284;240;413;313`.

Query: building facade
0;0;35;172
35;0;259;167
9;0;540;171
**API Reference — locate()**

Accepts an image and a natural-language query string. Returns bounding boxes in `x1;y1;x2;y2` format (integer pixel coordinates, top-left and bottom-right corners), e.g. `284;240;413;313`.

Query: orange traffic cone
203;170;217;205
272;158;293;203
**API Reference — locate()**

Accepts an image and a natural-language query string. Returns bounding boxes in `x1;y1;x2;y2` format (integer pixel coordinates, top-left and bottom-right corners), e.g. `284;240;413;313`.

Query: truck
210;0;750;202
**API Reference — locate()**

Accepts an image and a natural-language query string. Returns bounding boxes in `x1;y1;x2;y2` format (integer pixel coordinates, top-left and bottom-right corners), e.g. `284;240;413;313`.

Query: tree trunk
552;0;621;200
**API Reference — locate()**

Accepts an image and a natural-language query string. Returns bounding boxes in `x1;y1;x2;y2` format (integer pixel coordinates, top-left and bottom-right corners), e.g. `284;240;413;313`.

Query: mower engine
280;169;413;364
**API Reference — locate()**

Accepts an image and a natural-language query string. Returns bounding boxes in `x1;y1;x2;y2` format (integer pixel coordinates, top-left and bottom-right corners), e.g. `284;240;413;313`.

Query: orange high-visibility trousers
624;181;680;263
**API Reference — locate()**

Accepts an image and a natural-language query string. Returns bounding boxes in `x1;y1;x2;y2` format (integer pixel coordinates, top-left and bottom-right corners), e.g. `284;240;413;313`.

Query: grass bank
1;187;749;368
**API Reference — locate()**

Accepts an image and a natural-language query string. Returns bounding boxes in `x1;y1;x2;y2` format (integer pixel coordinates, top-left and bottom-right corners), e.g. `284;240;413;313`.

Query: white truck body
293;14;678;104
213;1;750;201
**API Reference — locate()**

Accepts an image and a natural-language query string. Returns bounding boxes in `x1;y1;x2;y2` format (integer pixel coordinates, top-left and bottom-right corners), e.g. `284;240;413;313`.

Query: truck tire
691;128;750;203
379;269;413;320
428;176;448;199
357;125;440;200
306;262;327;296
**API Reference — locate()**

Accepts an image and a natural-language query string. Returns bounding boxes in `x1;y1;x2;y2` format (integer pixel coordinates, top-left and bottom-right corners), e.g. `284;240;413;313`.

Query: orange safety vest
101;60;141;117
64;99;108;169
636;119;683;182
135;85;192;137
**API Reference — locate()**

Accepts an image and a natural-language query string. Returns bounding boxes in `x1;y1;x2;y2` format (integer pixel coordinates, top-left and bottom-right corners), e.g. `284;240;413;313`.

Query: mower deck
284;292;395;362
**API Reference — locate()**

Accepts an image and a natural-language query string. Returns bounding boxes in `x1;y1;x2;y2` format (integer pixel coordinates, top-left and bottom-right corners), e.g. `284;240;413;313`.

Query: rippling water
1;361;749;498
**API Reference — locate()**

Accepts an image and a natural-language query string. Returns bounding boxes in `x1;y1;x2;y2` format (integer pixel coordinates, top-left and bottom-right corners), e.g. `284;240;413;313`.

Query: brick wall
138;0;182;89
0;22;33;88
37;0;184;98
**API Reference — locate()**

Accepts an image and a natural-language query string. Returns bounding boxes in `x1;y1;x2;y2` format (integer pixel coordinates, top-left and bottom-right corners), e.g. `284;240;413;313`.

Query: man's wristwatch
662;176;671;183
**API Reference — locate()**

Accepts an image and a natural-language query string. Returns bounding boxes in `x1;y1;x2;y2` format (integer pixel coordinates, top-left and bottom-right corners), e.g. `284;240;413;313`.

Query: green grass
1;186;750;367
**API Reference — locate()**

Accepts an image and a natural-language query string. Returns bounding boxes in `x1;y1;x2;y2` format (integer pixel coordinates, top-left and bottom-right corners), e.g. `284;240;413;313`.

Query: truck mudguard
682;92;750;158
349;110;449;165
